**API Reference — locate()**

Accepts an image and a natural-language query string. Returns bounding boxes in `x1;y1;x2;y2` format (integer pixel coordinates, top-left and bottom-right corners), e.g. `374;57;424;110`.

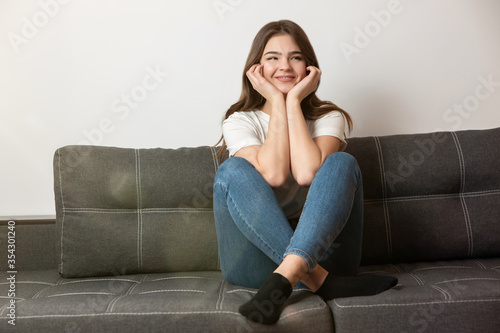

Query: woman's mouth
275;76;295;82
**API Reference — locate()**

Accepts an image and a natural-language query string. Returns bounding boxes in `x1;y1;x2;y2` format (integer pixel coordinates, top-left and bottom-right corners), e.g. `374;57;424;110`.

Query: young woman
213;20;397;325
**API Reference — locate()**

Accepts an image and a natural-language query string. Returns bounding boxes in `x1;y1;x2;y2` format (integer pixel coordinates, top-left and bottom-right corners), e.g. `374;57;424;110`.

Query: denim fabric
213;152;363;288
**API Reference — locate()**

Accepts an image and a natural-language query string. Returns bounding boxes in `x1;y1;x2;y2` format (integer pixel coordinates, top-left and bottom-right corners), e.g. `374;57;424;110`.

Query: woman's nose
279;59;292;71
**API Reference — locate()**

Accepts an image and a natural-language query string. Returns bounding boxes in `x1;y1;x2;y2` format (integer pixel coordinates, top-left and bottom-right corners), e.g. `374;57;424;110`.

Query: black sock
315;274;398;300
239;273;293;325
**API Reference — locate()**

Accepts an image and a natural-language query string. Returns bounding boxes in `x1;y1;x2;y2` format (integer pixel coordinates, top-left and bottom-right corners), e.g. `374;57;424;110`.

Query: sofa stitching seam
216;279;225;310
16;311;243;319
225;289;257;294
0;303;8;316
451;132;473;257
61;278;140;285
32;278;63;299
107;277;142;313
210;146;219;173
280;304;329;321
48;292;116;298
472;259;487;269
332;298;500;309
150;276;219;282
135;149;143;273
61;208;213;213
106;295;124;313
395;264;405;273
431;285;451;300
138;290;207;295
364;189;500;205
0;281;55;286
374;136;393;261
435;277;500;284
412;266;474;272
210;146;221;271
409;273;424;286
57;149;66;275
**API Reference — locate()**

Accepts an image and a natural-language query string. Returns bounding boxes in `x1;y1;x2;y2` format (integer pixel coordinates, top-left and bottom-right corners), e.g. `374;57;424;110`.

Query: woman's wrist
285;97;302;116
269;94;286;110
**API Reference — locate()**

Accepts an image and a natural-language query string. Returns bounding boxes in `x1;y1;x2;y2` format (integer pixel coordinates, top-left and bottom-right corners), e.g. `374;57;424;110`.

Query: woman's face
259;34;307;94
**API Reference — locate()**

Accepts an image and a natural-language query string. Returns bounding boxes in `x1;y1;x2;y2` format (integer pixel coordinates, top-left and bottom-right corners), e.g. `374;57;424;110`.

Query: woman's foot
239;255;306;324
238;272;293;324
315;273;398;300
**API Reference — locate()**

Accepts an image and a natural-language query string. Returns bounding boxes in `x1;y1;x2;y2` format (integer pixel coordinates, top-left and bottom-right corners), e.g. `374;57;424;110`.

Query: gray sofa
1;127;499;332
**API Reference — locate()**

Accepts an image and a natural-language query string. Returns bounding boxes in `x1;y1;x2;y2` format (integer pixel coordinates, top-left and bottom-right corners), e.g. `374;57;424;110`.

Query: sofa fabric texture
347;128;500;265
54;146;221;278
1;127;499;332
0;270;331;333
331;258;500;333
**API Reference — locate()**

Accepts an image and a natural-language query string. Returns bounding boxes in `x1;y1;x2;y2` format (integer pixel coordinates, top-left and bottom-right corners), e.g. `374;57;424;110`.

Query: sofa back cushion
54;128;500;277
54;145;221;278
345;127;500;265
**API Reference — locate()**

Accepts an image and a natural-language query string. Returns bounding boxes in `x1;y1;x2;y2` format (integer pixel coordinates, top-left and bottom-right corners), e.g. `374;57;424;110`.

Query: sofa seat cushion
0;270;333;332
329;258;500;332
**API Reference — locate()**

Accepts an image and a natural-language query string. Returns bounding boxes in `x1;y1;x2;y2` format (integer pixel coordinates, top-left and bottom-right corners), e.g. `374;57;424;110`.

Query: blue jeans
213;152;363;289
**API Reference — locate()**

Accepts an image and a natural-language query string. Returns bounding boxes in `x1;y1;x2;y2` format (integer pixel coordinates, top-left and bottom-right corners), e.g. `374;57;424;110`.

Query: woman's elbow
264;171;288;188
294;171;316;187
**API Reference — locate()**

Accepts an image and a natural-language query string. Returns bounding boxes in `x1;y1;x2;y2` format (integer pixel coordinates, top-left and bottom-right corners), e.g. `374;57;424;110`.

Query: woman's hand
246;64;284;104
287;66;321;104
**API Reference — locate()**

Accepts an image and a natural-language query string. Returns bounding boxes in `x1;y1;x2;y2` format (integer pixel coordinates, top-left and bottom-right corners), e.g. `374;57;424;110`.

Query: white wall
1;0;500;217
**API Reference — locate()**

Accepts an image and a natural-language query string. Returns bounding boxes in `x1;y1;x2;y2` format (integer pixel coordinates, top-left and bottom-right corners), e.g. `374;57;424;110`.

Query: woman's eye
266;57;278;61
292;56;303;61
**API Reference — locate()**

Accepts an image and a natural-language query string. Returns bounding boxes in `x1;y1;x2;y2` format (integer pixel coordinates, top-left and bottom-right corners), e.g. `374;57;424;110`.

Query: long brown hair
215;20;352;158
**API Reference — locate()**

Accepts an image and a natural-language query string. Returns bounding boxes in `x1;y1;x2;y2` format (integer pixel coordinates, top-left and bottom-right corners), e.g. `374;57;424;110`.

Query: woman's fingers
246;64;283;101
306;66;321;85
246;64;263;88
287;66;321;102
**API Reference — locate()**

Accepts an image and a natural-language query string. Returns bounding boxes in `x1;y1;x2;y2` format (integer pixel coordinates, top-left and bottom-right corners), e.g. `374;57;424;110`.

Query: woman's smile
274;75;296;82
260;34;307;94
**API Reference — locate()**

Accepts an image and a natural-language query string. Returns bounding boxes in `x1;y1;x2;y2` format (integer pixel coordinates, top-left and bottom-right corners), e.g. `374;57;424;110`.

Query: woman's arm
286;67;341;186
234;65;290;187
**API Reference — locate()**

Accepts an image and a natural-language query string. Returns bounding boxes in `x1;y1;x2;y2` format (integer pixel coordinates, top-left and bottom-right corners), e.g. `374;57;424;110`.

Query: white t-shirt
222;109;347;219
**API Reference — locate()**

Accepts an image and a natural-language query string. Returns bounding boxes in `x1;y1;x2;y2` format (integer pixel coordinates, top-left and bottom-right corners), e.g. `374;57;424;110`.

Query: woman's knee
214;157;253;184
325;151;356;166
325;152;360;172
320;152;362;185
214;157;258;203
